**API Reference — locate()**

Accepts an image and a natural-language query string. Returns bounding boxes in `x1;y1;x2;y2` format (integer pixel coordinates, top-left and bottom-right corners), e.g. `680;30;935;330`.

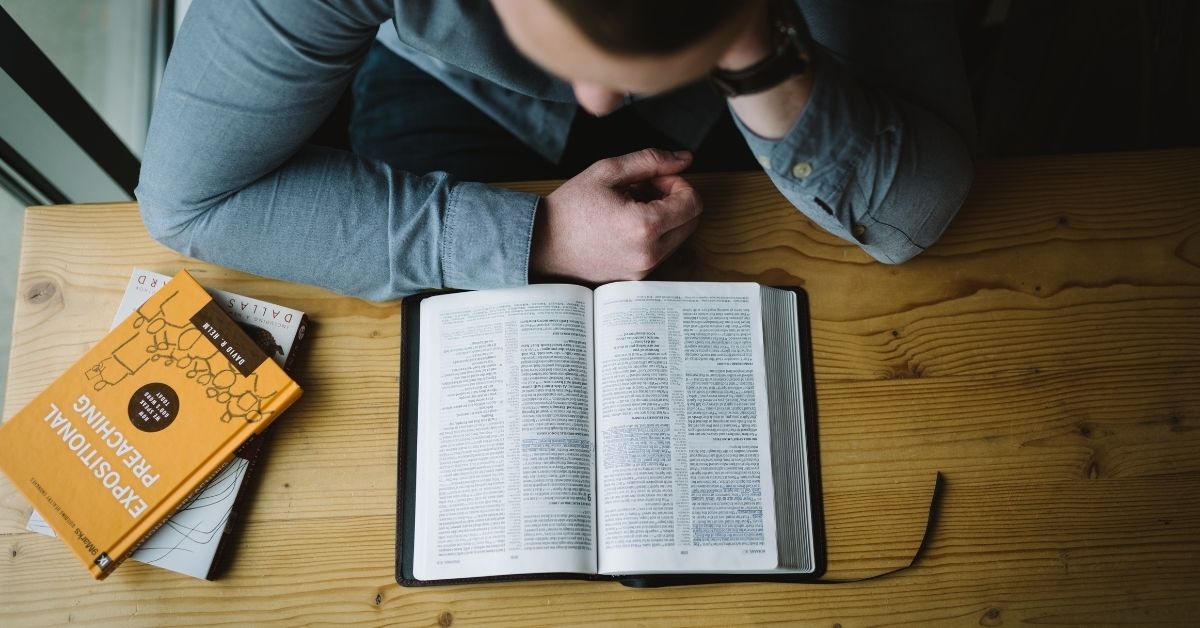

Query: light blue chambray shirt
136;0;975;301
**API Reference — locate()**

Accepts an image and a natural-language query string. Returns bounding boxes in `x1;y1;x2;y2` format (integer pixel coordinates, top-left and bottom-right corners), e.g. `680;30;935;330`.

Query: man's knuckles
601;148;679;182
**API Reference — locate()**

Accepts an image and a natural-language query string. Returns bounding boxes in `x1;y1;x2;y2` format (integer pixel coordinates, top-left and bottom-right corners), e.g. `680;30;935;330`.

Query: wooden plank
5;350;1194;533
512;150;1200;381
2;477;1195;626
2;149;1199;625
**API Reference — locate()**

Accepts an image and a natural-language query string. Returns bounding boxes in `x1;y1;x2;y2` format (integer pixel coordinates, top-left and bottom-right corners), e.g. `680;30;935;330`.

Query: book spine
281;315;309;374
205;423;277;580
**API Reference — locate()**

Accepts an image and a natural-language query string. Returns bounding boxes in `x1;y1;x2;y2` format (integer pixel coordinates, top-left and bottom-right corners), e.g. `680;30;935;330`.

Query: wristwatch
709;17;810;98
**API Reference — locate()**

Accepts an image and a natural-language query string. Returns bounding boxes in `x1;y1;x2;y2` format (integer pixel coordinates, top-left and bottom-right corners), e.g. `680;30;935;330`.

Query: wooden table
2;149;1198;625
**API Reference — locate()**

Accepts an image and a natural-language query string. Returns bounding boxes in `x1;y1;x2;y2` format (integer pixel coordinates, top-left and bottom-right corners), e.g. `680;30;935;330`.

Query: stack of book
1;269;306;580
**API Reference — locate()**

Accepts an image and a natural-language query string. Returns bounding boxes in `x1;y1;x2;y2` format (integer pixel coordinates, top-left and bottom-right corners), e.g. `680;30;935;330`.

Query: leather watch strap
710;17;810;98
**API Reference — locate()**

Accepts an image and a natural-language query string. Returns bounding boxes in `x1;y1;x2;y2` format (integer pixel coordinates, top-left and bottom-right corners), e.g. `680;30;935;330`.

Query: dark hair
548;0;745;55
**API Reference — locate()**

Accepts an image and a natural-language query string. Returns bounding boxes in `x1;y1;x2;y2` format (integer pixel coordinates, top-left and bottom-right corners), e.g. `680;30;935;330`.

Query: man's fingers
625;175;688;203
645;178;703;231
650;174;697;199
535;148;700;283
596;148;692;185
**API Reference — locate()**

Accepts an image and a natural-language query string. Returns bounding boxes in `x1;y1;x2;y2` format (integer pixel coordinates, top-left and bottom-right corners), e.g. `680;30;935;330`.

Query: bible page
412;284;596;580
593;281;778;574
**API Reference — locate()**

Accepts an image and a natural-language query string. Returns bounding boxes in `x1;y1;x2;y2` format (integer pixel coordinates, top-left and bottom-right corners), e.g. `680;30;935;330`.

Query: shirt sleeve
135;0;540;300
733;0;976;263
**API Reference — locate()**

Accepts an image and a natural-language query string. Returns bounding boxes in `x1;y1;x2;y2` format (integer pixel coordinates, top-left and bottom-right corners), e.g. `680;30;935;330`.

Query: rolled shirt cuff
440;181;540;289
732;48;971;263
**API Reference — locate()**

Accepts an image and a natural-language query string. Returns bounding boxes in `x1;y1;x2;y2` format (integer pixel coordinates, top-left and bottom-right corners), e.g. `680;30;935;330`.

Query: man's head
491;0;761;116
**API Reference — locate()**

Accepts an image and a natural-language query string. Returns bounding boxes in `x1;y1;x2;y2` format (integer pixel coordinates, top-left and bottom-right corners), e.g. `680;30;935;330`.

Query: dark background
960;0;1200;156
310;0;1200;161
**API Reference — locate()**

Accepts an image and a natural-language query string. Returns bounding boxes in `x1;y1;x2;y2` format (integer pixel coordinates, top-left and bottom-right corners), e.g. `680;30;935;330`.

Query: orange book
0;270;303;579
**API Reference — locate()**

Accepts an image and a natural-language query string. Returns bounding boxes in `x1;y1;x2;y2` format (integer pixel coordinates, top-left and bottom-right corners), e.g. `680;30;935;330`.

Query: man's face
491;0;753;116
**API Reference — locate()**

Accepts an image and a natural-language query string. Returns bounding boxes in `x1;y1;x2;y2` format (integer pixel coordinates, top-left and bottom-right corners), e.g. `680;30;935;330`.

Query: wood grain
2;149;1198;626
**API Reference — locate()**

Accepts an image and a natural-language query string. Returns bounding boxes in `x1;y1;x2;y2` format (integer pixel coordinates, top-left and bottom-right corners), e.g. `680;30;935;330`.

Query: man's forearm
715;0;814;140
137;0;541;300
726;71;814;140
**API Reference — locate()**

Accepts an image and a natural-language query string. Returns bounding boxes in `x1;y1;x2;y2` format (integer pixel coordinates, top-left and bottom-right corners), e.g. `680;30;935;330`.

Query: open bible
397;282;824;587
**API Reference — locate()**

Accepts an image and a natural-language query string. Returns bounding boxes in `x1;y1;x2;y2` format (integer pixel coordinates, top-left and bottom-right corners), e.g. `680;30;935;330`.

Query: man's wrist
527;195;554;281
711;2;810;100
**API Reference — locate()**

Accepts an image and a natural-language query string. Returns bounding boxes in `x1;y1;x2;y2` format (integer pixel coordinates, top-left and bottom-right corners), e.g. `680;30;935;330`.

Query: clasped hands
530;148;703;283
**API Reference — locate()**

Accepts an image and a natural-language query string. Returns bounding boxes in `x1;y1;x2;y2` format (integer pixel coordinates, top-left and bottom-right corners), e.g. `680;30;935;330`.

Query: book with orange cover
0;269;303;579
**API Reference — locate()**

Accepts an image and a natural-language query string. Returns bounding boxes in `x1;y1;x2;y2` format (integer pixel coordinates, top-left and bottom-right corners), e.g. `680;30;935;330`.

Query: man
136;0;974;300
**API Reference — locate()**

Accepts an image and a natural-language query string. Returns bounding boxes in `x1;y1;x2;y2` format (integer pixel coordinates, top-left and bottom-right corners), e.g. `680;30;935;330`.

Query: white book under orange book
0;269;302;578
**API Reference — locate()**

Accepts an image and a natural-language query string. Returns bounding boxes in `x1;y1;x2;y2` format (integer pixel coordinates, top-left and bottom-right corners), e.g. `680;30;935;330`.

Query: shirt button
756;154;771;169
851;223;867;241
791;161;813;179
